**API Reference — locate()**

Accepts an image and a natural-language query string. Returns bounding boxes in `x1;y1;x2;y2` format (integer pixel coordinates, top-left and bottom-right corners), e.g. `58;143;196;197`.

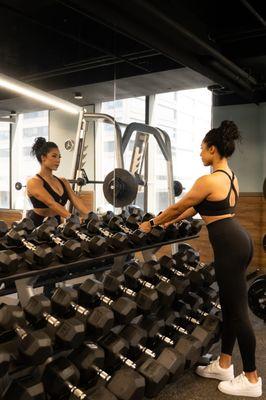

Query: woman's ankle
219;353;232;369
244;371;259;384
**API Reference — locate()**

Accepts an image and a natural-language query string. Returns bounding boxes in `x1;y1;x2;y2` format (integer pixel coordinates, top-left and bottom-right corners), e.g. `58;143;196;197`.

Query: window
95;97;145;210
150;88;212;213
12;111;49;210
0;123;10;208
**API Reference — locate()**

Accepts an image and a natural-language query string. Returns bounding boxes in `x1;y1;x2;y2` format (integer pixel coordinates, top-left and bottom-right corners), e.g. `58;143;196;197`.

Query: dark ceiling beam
212;27;266;44
240;0;266;27
61;0;258;101
0;2;151;75
22;50;160;82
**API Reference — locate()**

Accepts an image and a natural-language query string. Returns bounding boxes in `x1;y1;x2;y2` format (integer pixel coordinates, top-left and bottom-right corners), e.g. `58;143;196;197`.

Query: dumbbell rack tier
0;235;199;300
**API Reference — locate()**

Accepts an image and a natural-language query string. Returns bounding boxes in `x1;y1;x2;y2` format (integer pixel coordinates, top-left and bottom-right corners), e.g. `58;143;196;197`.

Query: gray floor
157;312;266;400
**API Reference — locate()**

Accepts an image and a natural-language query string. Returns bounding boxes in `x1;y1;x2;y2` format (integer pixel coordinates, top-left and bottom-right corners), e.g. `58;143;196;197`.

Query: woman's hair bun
31;137;47;155
219;120;240;141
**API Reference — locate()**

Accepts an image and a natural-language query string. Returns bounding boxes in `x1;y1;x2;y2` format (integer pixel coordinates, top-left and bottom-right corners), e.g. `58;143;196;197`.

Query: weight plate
103;168;138;207
248;275;266;321
174;180;183;196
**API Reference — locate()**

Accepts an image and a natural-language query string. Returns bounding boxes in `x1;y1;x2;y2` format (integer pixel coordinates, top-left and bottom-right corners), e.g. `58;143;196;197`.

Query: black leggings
207;217;256;372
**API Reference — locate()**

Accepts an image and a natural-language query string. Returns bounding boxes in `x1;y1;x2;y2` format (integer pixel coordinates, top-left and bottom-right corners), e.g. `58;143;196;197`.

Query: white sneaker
218;372;262;397
196;357;234;380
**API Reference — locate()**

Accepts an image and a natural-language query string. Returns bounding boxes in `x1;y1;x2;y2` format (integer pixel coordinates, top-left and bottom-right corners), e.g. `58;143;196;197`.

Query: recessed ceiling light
74;92;83;100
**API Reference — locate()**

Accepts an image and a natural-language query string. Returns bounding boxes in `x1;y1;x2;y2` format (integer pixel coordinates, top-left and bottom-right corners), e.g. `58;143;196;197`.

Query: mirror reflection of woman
140;121;262;398
27;137;89;227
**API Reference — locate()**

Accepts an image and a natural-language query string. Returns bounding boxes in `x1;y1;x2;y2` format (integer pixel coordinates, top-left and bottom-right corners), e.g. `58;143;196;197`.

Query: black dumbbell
0;250;21;275
43;355;145;400
12;218;35;233
139;315;202;369
99;331;169;398
0;220;8;237
23;294;85;349
78;278;137;324
108;216;147;246
122;262;176;306
159;255;216;288
87;219;129;250
60;220;107;256
174;242;200;266
119;323;185;383
34;222;81;259
51;286;114;338
162;308;221;353
6;228;54;266
2;376;45;400
102;210;115;225
103;270;160;313
117;209;130;222
0;304;52;365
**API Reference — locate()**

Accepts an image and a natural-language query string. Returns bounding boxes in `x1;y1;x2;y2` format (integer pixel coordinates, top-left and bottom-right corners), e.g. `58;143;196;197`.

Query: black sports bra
29;174;69;209
194;170;239;216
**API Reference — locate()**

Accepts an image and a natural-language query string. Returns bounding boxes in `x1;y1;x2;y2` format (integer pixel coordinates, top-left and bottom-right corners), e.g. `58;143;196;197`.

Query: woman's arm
140;175;211;232
164;207;197;227
27;178;71;218
60;178;91;215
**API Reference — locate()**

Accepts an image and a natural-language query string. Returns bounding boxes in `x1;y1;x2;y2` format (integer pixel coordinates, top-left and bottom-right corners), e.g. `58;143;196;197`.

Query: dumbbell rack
0;235;199;306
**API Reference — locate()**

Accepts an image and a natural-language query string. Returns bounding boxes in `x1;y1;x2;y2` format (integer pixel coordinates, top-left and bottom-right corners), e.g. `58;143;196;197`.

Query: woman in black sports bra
27;137;90;227
140;121;262;397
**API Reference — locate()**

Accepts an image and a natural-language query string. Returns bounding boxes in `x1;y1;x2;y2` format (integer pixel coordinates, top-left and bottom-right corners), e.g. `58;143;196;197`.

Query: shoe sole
196;370;234;381
218;386;262;397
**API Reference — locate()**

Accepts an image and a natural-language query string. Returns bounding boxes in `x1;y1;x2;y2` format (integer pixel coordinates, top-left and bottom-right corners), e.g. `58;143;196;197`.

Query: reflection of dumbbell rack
0;235;200;306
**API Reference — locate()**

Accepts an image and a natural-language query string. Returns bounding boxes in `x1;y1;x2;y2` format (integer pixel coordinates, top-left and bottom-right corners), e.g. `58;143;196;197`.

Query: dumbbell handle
138;344;156;358
169;323;189;335
49;233;65;246
93;365;111;382
169;267;185;277
14;324;29;340
98;226;114;238
43;312;61;327
156;332;174;346
116;222;133;235
119;354;137;369
71;302;90;317
98;293;115;307
118;285;137;298
21;238;37;252
75;230;90;242
66;382;87;400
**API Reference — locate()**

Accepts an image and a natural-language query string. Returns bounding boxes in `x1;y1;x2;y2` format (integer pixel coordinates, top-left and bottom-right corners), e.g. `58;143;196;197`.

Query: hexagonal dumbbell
43;355;145;400
119;323;185;383
51;286;114;338
78;278;137;325
99;332;169;398
23;294;85;349
0;304;52;365
103;270;160;313
0;250;21;275
122;261;176;307
87;219;129;250
108;216;147;246
1;376;45;400
34;222;81;259
137;315;202;369
60;220;107;256
6;228;54;266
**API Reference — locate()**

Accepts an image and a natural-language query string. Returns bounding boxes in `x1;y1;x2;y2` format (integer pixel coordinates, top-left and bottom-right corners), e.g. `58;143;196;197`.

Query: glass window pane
0;123;10;208
151;88;212;213
12;111;49;210
95;97;145;210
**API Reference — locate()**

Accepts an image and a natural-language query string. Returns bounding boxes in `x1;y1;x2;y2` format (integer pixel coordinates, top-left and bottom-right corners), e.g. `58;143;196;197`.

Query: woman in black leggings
140;120;262;397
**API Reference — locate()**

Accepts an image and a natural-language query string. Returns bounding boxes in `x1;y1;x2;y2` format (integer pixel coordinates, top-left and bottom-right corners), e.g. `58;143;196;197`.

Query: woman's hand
139;221;152;233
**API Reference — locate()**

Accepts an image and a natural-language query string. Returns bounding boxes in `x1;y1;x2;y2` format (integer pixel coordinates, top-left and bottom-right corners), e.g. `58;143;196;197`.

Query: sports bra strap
212;169;234;181
36;174;45;182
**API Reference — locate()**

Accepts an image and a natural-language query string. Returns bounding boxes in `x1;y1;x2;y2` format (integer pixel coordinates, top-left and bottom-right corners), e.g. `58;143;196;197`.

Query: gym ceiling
1;0;266;108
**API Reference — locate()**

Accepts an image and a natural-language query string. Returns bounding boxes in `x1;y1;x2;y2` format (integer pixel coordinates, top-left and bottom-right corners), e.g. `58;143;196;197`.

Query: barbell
15;169;184;207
